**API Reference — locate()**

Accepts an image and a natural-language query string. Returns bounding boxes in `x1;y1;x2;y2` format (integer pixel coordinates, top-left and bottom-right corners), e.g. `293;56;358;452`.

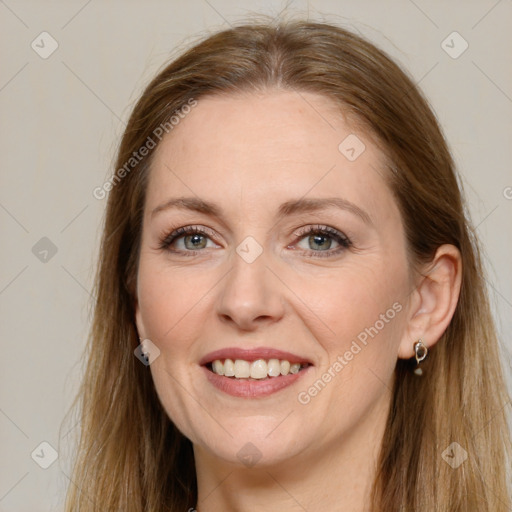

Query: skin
135;90;462;512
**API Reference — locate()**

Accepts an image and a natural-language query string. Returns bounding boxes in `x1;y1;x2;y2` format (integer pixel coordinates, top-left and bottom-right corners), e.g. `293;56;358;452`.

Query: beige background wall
1;1;511;510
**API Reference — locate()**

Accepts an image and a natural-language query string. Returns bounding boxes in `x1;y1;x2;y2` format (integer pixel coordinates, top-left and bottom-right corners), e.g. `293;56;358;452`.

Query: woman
64;19;512;511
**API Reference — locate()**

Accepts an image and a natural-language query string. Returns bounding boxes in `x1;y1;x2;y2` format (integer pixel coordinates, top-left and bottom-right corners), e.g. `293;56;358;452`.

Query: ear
398;244;462;359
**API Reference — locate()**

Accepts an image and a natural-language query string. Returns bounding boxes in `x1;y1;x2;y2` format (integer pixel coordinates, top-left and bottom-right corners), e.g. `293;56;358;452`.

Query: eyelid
292;224;349;241
289;224;352;257
158;225;220;251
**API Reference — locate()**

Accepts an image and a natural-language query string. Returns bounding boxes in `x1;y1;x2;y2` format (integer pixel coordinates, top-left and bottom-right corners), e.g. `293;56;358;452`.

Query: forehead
146;90;395;223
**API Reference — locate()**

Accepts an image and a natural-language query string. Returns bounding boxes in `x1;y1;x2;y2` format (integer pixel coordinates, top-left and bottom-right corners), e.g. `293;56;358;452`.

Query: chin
191;420;307;469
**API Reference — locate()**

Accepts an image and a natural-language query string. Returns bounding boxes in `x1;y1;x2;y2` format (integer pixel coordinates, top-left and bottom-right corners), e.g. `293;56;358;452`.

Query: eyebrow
151;196;372;225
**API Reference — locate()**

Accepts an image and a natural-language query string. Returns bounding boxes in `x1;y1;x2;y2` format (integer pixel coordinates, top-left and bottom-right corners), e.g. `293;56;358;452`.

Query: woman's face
135;90;414;467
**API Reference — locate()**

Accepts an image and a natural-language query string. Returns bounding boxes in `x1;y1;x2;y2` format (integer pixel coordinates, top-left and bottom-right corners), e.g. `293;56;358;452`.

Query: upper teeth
211;359;305;379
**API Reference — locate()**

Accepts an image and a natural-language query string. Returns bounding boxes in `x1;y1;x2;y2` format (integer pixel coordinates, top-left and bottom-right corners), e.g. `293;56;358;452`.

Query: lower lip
202;365;311;398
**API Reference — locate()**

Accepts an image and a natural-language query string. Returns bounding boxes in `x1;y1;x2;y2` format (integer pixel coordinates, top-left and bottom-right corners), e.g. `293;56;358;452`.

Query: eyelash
158;224;352;259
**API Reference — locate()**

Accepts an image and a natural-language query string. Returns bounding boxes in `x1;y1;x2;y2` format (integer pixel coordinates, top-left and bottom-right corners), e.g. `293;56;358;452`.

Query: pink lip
202;365;312;398
199;346;312;366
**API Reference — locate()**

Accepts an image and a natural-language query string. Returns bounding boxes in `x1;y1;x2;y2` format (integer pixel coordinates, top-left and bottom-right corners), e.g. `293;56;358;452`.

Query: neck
193;393;390;512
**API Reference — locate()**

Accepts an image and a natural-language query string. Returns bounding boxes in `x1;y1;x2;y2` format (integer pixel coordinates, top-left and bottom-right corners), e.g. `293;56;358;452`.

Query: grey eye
183;234;208;250
306;233;335;251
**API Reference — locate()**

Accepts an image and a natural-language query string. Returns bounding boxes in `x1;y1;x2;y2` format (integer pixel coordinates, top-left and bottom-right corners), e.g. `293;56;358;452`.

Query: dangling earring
413;339;428;375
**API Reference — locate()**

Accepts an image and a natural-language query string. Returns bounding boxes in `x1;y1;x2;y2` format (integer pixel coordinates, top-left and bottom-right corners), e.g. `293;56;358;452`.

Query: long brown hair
63;19;512;511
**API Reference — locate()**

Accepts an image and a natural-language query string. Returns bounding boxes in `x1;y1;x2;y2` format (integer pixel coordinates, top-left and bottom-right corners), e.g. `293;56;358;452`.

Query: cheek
136;257;213;435
294;257;407;395
136;254;213;343
294;269;406;423
300;257;407;348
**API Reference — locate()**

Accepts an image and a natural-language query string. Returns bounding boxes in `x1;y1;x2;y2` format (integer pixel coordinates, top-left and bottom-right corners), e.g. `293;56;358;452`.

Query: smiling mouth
205;358;311;380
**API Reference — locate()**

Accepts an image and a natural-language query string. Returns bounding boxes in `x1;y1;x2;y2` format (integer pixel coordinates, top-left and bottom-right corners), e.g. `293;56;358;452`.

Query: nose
216;249;285;331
